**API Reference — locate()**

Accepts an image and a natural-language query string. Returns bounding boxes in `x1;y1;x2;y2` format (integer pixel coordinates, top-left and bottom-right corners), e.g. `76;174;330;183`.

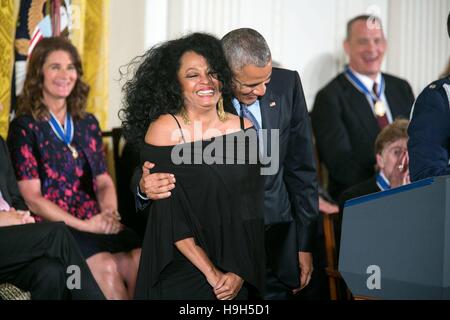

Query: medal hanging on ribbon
67;144;79;159
374;100;386;117
48;111;79;159
345;66;386;117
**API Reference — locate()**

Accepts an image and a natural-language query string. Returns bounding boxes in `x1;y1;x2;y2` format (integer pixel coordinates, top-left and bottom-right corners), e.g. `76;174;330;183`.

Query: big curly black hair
447;11;450;38
119;32;233;147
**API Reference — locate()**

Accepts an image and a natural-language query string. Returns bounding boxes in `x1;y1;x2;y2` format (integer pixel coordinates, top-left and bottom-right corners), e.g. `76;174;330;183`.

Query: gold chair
313;136;352;300
322;212;352;300
0;283;30;300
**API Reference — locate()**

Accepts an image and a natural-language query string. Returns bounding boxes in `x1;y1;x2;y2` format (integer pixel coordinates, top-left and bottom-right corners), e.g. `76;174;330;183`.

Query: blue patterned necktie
240;104;261;133
240;103;264;155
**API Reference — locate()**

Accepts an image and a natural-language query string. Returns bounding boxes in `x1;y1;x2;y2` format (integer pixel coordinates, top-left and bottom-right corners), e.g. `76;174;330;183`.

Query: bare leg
87;252;129;300
113;248;141;299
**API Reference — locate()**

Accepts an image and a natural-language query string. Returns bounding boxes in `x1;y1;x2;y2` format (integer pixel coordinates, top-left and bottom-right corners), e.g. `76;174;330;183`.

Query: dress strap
170;114;186;143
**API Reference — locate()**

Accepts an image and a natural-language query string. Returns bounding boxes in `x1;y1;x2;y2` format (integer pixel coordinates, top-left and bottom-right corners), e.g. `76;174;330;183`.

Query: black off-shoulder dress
134;126;265;300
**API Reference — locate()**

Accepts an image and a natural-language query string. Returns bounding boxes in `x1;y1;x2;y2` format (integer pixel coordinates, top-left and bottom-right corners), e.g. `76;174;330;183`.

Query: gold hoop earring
217;97;227;122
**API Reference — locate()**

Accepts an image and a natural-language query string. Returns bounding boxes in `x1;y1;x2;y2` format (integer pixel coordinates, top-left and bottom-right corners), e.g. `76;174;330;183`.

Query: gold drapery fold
0;0;19;139
1;0;109;138
71;0;109;130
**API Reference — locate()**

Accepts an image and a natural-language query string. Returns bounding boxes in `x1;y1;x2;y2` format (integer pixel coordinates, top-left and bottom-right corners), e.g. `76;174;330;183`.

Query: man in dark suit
311;14;414;201
408;13;450;182
0;136;104;300
136;28;319;299
221;28;318;299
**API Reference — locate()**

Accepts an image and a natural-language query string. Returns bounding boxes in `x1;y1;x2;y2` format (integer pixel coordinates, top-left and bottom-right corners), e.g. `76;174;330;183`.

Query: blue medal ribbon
48;111;78;158
376;172;391;191
345;66;385;101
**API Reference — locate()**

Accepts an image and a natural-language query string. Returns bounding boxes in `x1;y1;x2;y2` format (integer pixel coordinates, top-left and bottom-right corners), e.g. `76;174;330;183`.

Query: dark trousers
264;267;298;300
0;222;104;300
264;222;299;300
263;217;330;300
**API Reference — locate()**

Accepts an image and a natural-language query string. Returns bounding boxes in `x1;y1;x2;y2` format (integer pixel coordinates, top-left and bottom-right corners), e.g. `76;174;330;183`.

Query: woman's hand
83;211;123;234
213;272;244;300
0;210;35;227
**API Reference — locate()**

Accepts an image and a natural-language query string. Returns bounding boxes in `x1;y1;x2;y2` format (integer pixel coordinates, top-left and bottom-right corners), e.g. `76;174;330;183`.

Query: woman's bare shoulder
225;112;254;130
144;114;183;146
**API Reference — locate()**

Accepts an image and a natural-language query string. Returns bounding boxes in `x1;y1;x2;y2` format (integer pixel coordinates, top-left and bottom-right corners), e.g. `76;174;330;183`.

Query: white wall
387;0;450;96
107;0;450;128
157;0;388;109
108;0;147;129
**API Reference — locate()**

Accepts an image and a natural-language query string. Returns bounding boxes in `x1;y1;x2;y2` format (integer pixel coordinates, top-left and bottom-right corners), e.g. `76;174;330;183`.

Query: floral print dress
8;113;105;221
7;113;140;258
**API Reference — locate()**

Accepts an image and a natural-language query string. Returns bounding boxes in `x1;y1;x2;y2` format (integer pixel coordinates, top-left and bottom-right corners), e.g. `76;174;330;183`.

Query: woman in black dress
120;33;265;300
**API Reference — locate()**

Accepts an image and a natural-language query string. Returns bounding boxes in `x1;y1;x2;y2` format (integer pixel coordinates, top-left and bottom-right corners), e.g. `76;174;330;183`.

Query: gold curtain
0;0;19;139
0;0;109;138
71;0;109;130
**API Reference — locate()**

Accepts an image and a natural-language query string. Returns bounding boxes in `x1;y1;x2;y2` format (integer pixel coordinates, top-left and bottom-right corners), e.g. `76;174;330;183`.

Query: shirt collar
232;98;260;112
348;66;382;92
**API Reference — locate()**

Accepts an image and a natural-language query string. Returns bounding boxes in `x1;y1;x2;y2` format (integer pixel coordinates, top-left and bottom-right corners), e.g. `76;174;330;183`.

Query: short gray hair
221;28;272;72
346;15;384;40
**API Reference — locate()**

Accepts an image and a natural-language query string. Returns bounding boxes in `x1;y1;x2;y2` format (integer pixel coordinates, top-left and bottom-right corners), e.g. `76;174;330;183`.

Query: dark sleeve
152;186;194;242
130;165;152;211
408;87;450;181
311;86;368;189
338;185;359;215
406;81;415;105
283;71;319;252
7;118;40;181
85;115;107;176
0;138;27;210
146;185;196;287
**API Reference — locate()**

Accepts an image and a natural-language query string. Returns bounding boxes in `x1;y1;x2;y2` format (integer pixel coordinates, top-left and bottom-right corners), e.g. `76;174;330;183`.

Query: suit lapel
340;75;379;139
259;90;280;157
226;90;282;157
260;88;280;130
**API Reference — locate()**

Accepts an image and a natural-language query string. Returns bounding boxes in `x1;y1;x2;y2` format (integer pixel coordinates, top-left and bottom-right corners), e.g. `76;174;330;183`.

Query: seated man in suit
311;14;414;201
0;135;104;300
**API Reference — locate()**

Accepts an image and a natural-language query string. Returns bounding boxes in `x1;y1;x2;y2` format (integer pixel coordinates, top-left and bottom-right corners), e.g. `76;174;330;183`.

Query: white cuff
137;186;149;200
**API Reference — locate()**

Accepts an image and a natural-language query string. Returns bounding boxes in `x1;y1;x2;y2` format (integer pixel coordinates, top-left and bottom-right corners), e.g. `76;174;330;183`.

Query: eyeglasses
233;77;271;94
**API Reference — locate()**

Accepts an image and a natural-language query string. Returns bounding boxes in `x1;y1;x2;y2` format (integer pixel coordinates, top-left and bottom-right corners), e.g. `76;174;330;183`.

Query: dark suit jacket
408;77;450;181
226;67;319;288
311;72;414;200
0;136;27;210
338;176;379;212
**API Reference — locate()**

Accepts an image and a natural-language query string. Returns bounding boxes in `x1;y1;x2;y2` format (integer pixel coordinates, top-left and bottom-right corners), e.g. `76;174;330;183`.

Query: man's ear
376;153;384;170
343;39;350;56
